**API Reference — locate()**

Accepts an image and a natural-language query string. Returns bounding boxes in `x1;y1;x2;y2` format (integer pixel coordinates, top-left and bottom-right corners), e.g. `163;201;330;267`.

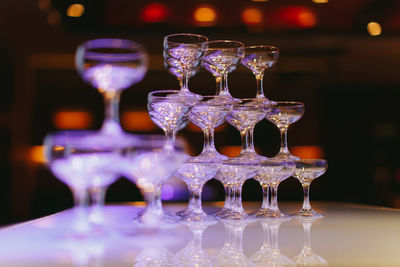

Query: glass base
178;210;217;223
177;88;203;101
236;151;268;164
196;150;228;162
134;210;180;228
218;210;249;220
274;151;300;161
249;208;274;219
291;209;324;218
258;209;290;219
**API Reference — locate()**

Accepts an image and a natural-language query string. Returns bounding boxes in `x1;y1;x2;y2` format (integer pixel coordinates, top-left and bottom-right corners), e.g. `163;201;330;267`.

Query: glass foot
219;210;249;220
134;210;180;228
262;209;290;219
196;150;228;162
236;151;268;164
273;151;300;161
179;210;217;223
291;209;324;218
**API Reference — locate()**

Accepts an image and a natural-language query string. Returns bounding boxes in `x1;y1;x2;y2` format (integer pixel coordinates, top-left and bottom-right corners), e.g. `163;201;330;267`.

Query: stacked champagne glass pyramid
42;34;328;236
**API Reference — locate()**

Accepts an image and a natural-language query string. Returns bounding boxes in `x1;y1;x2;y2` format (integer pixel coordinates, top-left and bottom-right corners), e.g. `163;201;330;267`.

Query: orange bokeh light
67;4;85;18
193;5;217;26
242;7;264;25
121;110;157;131
141;3;169;23
291;146;324;159
53;110;92;130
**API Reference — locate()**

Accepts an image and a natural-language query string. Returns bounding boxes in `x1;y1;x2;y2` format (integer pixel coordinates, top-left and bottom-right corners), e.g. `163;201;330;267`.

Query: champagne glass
43;131;122;237
201;58;236;95
202;40;244;98
293;218;328;266
266;101;305;160
119;137;187;226
148;90;194;150
292;159;328;218
75;38;148;135
215;159;259;220
163;33;208;97
227;98;270;162
163;50;198;89
241;45;279;99
256;159;296;218
188;95;233;161
175;158;219;222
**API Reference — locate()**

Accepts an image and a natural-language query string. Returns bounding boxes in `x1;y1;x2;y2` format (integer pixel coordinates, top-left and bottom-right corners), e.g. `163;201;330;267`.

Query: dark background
0;0;399;226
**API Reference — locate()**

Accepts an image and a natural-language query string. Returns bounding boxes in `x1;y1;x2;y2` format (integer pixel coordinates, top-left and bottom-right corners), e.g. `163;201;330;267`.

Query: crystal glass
43;131;122;237
201;58;236;95
251;218;295;267
134;247;174;266
254;159;296;218
293;218;328;266
212;220;255;267
175;158;219;222
163;33;208;97
292;159;328;218
188;95;233;161
173;221;215;266
241;45;279;99
119;137;187;226
227;98;270;162
266;101;305;160
215;159;259;220
202;40;244;98
163;50;198;89
75;38;148;135
148;90;194;149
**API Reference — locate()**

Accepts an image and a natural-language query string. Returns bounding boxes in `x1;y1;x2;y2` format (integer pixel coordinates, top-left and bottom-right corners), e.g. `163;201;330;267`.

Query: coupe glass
227;98;270;162
75;38;148;135
120;138;187;226
188;95;233;161
172;221;215;266
148;90;194;150
215;159;258;220
175;158;219;222
212;220;255;267
202;40;244;98
163;50;198;89
266;101;305;160
292;159;328;218
163;33;208;97
201;58;236;95
255;159;296;218
293;218;328;266
43;131;122;237
241;45;279;99
251;218;295;267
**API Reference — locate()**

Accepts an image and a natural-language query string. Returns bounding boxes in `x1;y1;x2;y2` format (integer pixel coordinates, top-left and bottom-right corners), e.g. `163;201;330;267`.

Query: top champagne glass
75;38;148;135
163;33;208;97
202;40;244;98
241;45;279;99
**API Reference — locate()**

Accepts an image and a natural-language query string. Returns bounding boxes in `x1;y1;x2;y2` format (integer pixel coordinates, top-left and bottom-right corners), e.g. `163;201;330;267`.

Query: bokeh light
193;5;217;26
66;4;85;18
367;21;382;36
141;3;169;23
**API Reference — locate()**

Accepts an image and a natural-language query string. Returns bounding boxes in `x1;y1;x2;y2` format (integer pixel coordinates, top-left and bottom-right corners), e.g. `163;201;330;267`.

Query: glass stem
223;185;232;210
255;72;265;98
279;126;290;154
181;68;190;92
164;128;176;151
219;71;231;97
270;223;280;251
261;222;271;247
215;75;222;95
261;183;270;210
233;183;244;213
145;183;163;216
270;183;279;212
102;90;122;133
188;184;203;214
302;183;312;211
240;127;255;154
303;221;313;249
72;187;90;234
202;127;216;153
232;225;244;251
192;228;204;249
89;185;106;225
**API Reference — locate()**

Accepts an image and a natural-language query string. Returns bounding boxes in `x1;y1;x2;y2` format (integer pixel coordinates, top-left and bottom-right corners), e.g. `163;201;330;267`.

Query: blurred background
0;0;399;226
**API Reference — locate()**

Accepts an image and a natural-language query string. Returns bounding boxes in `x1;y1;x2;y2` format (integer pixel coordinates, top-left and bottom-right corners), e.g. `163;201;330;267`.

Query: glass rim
77;38;145;52
244;45;279;51
205;40;244;50
148;90;192;102
271;101;304;107
164;33;208;45
296;158;328;164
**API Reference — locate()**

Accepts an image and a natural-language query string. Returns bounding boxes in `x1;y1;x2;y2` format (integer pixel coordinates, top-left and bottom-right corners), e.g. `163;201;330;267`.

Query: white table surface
0;202;399;267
